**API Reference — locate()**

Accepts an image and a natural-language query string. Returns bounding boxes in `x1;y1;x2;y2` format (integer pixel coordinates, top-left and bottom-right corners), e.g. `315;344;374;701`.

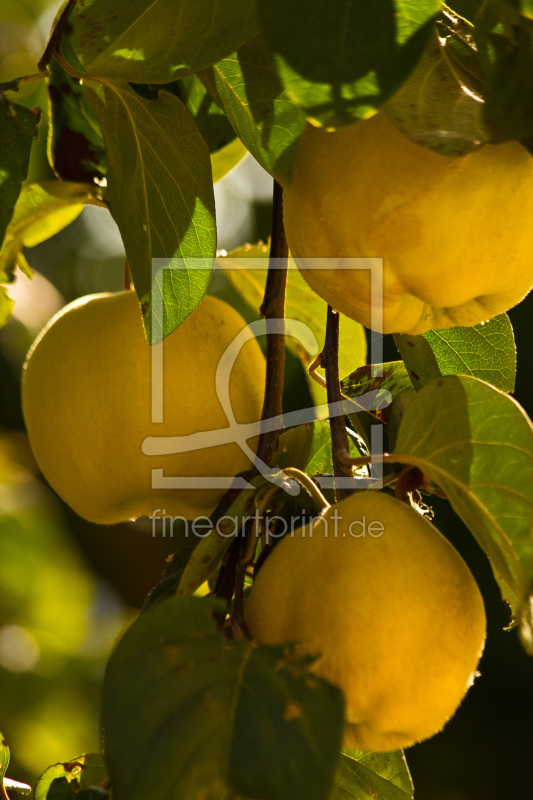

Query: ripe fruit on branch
22;291;265;525
245;491;486;752
283;112;533;334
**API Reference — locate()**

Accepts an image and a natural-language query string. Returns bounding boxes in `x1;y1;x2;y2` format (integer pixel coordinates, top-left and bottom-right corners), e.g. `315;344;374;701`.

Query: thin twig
323;306;353;502
281;467;330;510
255;180;289;465
38;0;77;71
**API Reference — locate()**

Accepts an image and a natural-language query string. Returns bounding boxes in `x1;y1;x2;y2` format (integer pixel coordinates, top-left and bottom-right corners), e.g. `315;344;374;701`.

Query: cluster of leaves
4;1;533;334
1;1;533;799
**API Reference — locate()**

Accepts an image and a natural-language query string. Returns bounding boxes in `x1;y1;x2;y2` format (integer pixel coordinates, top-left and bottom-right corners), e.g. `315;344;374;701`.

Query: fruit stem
323;306;354;502
282;467;330;510
255;180;289;466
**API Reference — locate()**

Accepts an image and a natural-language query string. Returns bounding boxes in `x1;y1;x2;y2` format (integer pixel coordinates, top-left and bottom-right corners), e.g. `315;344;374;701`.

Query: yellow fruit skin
22;291;265;525
245;492;486;752
284;112;533;334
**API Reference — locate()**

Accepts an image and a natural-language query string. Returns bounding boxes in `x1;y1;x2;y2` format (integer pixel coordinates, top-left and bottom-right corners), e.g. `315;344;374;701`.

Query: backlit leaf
257;0;441;127
394;314;516;393
334;747;413;800
85;80;215;343
212;37;307;186
0;181;96;282
0;97;38;248
34;754;107;800
393;375;533;633
76;0;259;82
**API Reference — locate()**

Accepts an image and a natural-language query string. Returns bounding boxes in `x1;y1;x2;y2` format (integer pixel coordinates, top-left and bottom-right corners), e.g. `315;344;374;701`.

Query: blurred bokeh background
1;0;532;796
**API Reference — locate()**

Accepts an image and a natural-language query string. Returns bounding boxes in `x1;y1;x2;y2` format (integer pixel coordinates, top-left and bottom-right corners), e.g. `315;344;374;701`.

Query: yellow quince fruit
284;112;533;333
246;491;486;752
22;291;265;524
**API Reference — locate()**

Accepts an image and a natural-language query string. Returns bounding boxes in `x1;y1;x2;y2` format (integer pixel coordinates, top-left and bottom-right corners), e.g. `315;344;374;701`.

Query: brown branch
255;180;289;466
38;0;77;71
323;306;353;502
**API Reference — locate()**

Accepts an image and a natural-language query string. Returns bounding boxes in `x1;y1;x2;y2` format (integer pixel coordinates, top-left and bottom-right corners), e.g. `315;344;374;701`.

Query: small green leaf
142;536;200;610
334;747;413;799
85;80;215;342
211;138;248;183
393;375;533;630
341;362;412;411
76;0;259;82
305;421;365;487
0;97;39;248
395;314;516;393
34;754;107;800
103;596;344;800
423;314;516;392
0;286;14;329
1;734;10;799
306;419;337;478
0;181;95;282
0;733;31;796
257;0;441;127
213;37;307;186
176;530;232;596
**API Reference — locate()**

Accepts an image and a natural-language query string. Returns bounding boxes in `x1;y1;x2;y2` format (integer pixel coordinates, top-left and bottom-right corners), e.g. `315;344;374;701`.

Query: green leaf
0;97;38;249
392;375;533;631
0;286;14;330
173;74;238;154
519;0;533;20
394;314;516;393
176;530;232;596
85;80;215;343
305;421;366;487
171;75;248;181
103;596;344;800
4;779;31;797
341;362;412;417
34;754;108;800
385;7;489;155
306;419;337;478
211;137;248;183
76;0;259;82
334;748;413;799
0;181;94;282
423;315;516;392
1;733;10;800
273;423;315;472
142;535;200;609
212;37;307;186
219;245;366;377
257;0;441;127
